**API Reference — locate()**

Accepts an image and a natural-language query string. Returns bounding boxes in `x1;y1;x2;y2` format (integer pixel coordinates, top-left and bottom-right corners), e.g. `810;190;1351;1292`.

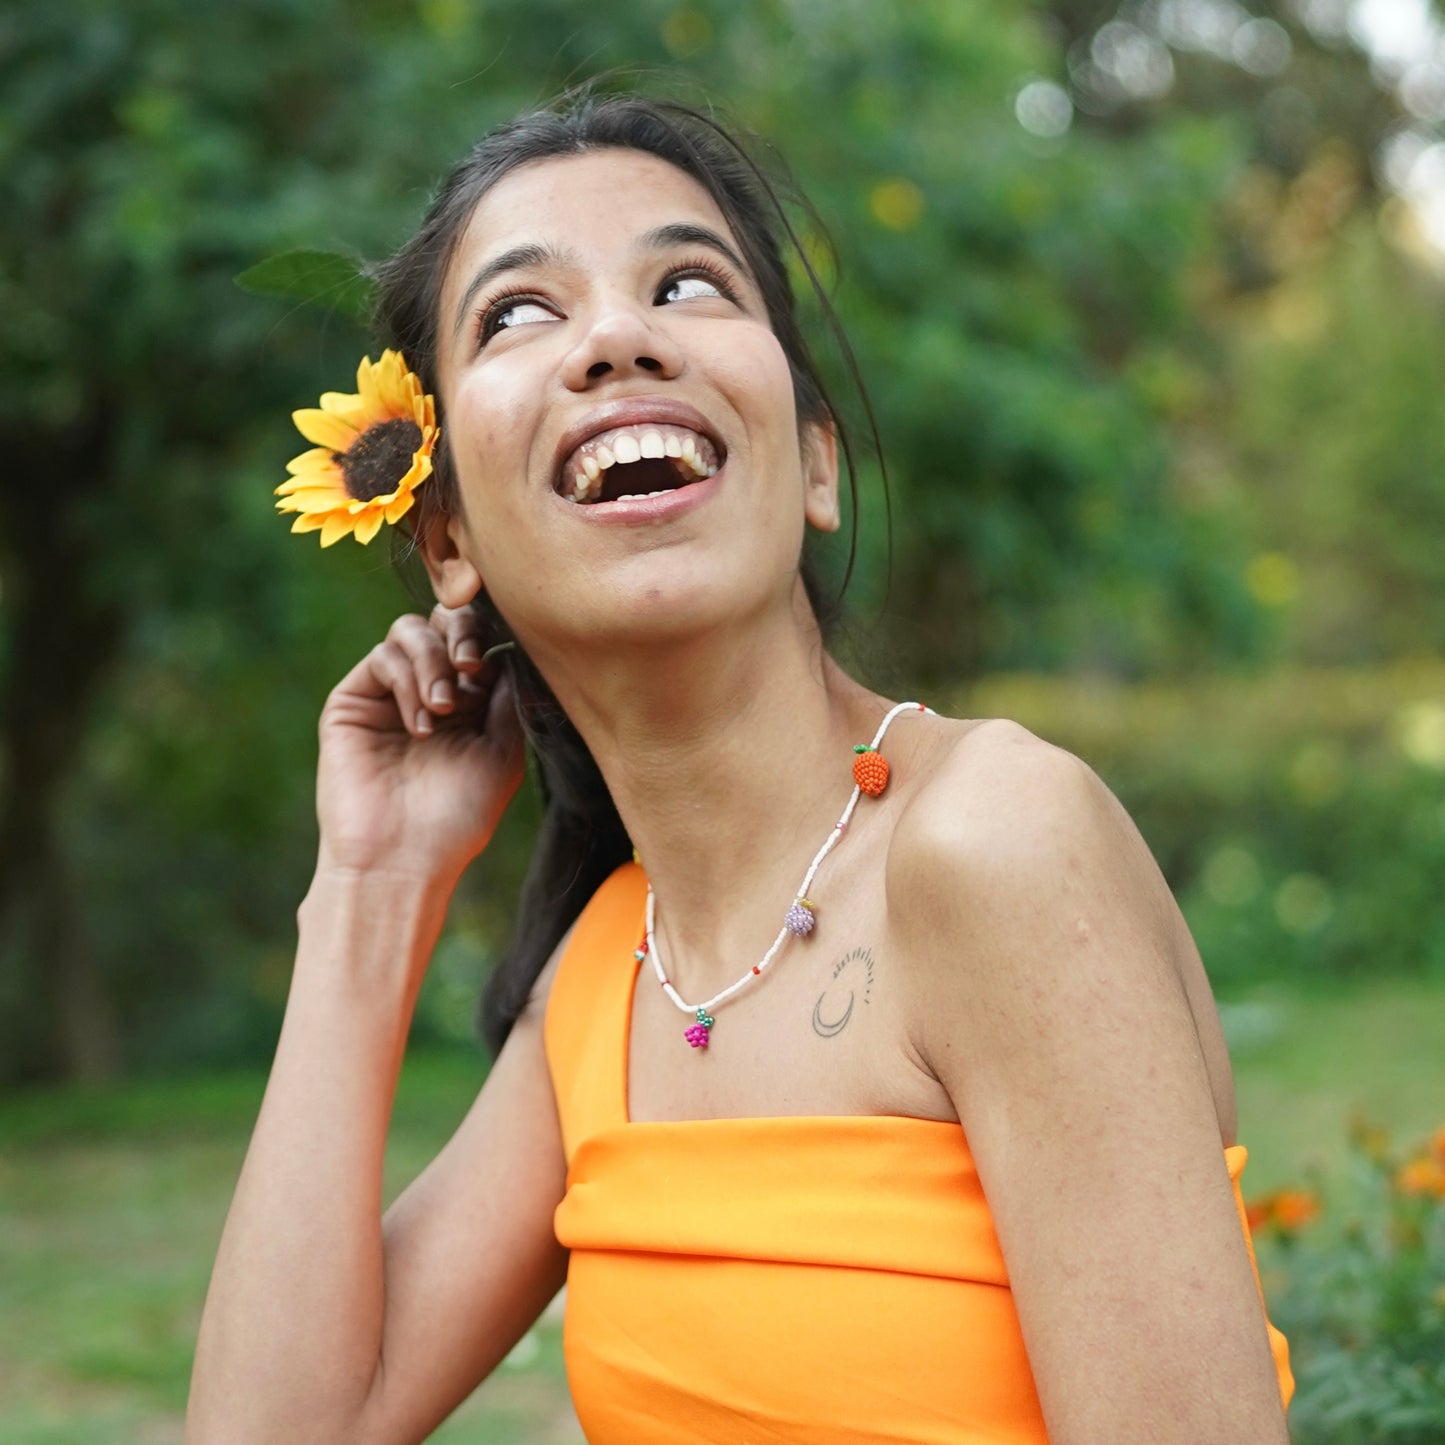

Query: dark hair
372;84;883;1056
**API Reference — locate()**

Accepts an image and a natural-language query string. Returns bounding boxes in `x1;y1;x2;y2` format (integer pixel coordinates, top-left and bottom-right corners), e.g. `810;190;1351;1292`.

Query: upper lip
549;397;727;493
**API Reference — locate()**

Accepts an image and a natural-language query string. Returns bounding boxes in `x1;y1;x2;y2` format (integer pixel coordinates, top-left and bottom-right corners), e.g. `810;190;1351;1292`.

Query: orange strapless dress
544;863;1293;1443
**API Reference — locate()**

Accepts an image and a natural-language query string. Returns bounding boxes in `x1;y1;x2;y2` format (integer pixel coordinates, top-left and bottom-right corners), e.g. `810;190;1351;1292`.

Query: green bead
853;744;869;753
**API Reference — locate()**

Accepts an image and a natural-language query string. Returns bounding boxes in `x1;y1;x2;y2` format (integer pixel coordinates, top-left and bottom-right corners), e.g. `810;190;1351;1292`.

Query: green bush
1248;1120;1445;1444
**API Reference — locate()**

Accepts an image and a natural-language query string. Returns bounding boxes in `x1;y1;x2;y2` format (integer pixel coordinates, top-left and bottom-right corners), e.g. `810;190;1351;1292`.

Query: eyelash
473;256;743;349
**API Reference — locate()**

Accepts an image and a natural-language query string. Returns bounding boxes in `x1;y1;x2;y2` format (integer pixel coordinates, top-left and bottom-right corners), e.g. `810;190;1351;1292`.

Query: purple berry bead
685;1023;710;1049
785;899;816;937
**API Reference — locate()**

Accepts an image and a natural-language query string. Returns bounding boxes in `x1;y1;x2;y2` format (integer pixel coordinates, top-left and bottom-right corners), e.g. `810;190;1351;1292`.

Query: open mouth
557;423;723;505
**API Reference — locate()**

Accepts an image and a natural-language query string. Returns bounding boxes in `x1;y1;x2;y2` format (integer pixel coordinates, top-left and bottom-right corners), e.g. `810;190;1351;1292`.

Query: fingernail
455;641;481;668
430;681;452;707
416;709;432;734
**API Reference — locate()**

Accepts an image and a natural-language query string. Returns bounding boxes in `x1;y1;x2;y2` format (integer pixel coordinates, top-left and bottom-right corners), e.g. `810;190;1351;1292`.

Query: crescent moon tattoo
812;989;855;1038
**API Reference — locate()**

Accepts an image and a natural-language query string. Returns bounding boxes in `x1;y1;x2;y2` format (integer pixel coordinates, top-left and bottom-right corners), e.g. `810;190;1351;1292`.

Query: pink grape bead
785;901;816;937
685;1023;710;1049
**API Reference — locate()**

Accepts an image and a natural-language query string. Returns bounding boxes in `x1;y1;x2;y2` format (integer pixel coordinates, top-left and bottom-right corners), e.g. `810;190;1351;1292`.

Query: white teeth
562;424;723;500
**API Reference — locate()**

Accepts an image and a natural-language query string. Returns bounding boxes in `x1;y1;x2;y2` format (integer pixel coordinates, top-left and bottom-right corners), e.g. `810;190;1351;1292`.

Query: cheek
442;366;542;513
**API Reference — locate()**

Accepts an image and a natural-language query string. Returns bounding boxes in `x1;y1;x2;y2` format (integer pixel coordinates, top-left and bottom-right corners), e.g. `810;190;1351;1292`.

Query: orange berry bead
852;747;890;797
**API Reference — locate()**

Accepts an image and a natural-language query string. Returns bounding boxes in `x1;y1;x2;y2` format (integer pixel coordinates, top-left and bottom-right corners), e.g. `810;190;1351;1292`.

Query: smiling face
425;148;839;658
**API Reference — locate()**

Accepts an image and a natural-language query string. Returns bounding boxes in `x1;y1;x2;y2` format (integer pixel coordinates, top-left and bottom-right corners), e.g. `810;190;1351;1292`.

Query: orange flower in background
1395;1155;1445;1199
1271;1190;1320;1232
1244;1197;1273;1232
1245;1188;1321;1235
275;350;438;546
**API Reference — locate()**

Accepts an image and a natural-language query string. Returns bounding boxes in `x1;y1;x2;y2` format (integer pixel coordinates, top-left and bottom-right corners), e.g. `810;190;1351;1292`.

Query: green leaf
235;249;375;325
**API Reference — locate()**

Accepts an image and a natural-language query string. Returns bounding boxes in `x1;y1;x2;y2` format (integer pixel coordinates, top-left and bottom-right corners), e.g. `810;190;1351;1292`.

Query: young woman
188;92;1294;1444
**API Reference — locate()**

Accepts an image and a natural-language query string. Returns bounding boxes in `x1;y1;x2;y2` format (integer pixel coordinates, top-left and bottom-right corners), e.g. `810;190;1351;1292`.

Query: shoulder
887;715;1159;923
885;715;1185;1113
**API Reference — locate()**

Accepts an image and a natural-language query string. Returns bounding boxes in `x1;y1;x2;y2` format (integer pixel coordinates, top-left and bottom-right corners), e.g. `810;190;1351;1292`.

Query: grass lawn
1220;974;1445;1194
2;975;1441;1442
0;1055;581;1445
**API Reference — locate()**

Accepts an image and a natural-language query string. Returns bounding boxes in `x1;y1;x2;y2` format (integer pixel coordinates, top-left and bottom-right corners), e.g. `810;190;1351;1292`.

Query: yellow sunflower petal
353;356;389;425
318;391;370;429
275;471;346;497
384;375;417;423
352;509;387;545
289;511;329;533
287;489;356;514
293;408;362;451
319;513;356;548
285;447;340;476
384;491;417;525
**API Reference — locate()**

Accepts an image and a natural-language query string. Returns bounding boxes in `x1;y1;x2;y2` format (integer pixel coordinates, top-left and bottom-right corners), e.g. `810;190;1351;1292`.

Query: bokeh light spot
1014;79;1073;138
869;178;925;232
1246;551;1299;607
1395;700;1445;770
1233;18;1293;77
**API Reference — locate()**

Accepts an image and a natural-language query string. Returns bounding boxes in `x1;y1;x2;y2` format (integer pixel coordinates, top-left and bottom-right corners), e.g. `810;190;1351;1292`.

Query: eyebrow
636;222;751;281
451;241;577;341
450;222;753;343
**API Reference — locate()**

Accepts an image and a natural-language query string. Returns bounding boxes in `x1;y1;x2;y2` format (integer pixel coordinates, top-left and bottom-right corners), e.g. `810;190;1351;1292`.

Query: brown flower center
338;419;423;501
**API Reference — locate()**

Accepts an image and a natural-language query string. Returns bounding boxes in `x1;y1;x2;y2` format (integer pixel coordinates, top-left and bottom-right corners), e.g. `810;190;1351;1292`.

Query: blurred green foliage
966;661;1445;988
1;0;1443;1084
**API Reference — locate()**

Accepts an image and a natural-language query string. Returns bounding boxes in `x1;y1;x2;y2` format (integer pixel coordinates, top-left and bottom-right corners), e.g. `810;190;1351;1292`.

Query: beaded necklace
639;700;933;1050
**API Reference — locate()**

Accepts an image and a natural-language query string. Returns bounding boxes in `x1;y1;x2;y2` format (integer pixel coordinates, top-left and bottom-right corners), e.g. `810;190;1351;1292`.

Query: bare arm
892;721;1290;1445
188;606;566;1444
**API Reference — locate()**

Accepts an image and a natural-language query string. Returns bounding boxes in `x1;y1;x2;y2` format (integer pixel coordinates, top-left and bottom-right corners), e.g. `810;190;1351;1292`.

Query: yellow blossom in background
275;349;438;547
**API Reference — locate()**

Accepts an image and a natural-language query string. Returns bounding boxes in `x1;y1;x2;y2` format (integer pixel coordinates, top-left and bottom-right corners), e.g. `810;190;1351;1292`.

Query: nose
560;293;684;391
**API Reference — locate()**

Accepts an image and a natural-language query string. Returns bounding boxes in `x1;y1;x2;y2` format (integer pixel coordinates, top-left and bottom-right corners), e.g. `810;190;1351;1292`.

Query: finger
366;640;432;738
389;612;459;716
427;602;485;675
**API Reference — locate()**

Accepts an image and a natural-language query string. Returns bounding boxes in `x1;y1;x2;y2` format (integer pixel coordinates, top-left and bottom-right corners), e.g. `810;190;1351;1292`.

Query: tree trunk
0;424;125;1084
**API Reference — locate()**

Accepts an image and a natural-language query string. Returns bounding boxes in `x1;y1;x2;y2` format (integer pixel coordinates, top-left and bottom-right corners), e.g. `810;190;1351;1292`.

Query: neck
522;583;893;993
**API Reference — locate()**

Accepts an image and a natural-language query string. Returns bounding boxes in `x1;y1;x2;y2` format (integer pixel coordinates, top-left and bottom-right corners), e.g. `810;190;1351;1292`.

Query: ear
801;418;841;534
414;502;484;609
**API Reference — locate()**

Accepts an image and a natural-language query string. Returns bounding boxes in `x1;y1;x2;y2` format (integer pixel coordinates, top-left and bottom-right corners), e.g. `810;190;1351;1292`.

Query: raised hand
314;603;525;887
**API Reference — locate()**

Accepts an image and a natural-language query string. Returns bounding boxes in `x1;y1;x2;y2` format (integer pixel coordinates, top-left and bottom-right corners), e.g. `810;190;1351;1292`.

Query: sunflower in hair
275;349;438;546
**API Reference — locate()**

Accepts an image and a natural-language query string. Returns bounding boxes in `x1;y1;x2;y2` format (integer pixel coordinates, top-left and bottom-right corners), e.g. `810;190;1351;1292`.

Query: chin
584;554;787;648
